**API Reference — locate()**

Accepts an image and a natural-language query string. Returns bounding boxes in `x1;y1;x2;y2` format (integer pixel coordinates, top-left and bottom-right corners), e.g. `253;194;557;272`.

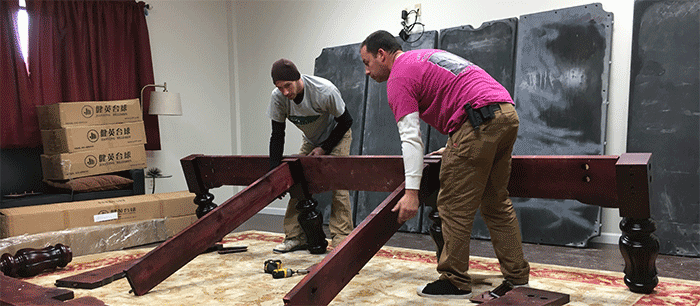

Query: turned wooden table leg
194;191;217;218
615;153;658;293
0;244;72;278
295;197;328;254
619;218;659;294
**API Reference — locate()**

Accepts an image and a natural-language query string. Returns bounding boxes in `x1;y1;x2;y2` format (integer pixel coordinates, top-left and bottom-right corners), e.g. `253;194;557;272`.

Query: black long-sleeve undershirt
320;108;353;154
269;120;286;170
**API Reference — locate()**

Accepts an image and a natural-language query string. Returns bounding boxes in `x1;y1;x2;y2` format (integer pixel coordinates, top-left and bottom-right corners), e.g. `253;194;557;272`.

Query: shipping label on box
41;145;146;180
69;196;162;228
41;121;147;155
37;98;142;130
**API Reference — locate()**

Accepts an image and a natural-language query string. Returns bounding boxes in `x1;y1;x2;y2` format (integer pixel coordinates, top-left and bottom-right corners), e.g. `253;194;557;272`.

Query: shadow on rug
24;230;700;305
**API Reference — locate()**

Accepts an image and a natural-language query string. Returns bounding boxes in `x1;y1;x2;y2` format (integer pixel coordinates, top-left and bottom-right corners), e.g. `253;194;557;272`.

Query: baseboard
259;207;286;216
591;232;621;245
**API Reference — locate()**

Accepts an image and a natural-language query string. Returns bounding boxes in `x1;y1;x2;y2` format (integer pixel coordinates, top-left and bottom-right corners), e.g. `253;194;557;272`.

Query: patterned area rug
23;230;700;305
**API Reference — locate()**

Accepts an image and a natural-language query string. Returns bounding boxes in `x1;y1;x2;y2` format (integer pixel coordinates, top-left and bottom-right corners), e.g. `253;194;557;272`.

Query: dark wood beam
1;273;106;305
125;162;295;296
55;259;136;289
284;182;407;305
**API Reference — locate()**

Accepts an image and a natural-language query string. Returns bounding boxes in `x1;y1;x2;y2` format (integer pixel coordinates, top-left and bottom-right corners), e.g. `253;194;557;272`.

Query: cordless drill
271;267;309;279
264;259;282;274
265;259;310;278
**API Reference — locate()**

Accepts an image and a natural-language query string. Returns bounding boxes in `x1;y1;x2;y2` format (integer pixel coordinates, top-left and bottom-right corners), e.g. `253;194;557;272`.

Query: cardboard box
0;191;196;238
0;215;197;257
36;98;142;130
41;121;147;155
41;144;147;180
165;214;198;237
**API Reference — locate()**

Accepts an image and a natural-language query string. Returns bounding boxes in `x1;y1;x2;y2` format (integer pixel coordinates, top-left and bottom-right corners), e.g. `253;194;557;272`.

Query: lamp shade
148;91;182;115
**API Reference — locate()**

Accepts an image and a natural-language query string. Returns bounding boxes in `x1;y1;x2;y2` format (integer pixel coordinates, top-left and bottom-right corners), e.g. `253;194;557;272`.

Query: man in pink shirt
360;30;530;299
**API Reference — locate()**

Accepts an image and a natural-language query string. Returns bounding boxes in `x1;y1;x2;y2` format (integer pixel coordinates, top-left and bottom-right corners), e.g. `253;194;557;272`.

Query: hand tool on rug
272;267;310;279
0;244;72;278
217;244;248;254
203;241;247;254
264;259;283;273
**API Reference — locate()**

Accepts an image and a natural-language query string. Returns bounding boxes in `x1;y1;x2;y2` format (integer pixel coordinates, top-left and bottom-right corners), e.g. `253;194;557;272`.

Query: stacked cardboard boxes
0;191;197;238
0;191;199;256
37;99;147;180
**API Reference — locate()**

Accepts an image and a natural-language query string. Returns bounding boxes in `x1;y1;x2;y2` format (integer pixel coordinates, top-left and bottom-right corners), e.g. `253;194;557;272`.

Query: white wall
147;0;635;244
145;0;234;201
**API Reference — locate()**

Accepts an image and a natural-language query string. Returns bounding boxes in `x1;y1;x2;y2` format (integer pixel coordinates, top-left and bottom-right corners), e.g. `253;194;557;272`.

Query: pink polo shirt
386;49;513;135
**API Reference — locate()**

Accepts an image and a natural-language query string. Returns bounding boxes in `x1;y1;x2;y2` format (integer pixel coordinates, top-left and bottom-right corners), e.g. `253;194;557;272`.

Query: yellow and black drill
264;259;310;279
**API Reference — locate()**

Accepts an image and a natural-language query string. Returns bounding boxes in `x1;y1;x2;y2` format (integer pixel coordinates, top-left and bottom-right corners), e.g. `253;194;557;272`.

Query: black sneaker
417;279;472;299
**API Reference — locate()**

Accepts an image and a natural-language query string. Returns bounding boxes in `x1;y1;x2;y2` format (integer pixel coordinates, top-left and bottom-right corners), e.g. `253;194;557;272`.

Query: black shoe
417;279;472;299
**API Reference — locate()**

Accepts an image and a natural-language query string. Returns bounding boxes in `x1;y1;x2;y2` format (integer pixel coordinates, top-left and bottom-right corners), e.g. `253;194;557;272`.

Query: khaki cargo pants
283;129;354;247
436;103;530;290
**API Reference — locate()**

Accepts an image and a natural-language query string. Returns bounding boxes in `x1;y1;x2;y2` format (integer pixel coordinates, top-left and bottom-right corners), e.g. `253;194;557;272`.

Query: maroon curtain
1;0;34;148
1;0;161;150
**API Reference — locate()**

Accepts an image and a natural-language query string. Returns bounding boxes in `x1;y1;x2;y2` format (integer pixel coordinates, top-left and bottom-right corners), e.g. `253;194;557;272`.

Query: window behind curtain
16;0;27;63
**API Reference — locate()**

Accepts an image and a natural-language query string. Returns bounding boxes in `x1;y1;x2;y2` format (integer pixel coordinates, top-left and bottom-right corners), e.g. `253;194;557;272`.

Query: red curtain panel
1;0;34;148
1;0;161;150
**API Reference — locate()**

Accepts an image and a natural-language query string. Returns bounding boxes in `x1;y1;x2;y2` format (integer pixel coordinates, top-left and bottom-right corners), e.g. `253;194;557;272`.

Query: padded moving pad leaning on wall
627;0;700;257
509;3;613;246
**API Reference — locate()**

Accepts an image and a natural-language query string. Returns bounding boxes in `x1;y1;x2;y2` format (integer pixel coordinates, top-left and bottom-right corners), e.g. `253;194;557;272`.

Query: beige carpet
24;230;700;305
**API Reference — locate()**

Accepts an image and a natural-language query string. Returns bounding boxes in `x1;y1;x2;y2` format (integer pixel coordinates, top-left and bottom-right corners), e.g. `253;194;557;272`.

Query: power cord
399;9;425;43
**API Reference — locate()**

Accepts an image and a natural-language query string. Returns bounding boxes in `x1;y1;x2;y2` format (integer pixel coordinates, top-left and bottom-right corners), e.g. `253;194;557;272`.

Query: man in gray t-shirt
267;59;354;253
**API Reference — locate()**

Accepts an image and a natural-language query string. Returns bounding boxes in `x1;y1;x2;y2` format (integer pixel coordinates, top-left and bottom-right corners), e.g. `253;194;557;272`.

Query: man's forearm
397;112;424;190
269;120;286;170
320;108;353;153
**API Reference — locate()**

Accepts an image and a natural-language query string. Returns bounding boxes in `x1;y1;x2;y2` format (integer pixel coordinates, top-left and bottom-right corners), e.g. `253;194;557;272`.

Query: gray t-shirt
268;74;346;146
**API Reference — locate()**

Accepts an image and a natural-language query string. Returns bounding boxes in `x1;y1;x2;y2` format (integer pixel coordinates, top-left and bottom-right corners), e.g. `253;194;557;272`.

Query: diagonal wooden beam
283;182;407;305
55;259;136;289
124;162;295;296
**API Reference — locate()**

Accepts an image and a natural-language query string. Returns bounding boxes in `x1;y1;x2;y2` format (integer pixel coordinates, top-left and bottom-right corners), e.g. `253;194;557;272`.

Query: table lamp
140;82;182;116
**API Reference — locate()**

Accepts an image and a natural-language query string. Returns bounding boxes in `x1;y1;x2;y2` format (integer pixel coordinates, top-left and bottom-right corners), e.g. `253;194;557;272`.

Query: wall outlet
414;3;421;17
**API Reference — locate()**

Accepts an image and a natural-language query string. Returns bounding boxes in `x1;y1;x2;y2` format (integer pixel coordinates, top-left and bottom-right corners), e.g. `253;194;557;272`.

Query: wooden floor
234;213;699;281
